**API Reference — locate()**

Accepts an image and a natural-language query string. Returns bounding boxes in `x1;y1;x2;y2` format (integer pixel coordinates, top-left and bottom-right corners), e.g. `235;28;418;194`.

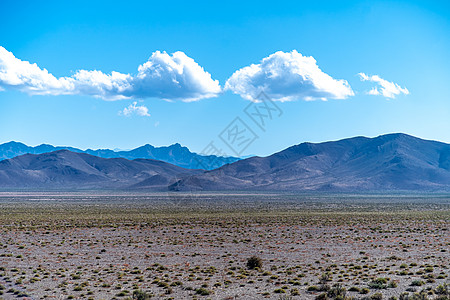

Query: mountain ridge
170;133;450;192
0;149;201;190
1;133;450;192
0;141;239;170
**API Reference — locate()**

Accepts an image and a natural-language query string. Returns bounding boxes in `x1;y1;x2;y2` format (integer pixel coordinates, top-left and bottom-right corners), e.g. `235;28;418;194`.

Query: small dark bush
196;288;211;295
247;256;263;270
410;280;424;287
369;278;389;289
360;287;370;294
319;272;333;284
327;283;346;298
315;293;328;300
435;283;448;295
133;290;151;300
370;292;383;300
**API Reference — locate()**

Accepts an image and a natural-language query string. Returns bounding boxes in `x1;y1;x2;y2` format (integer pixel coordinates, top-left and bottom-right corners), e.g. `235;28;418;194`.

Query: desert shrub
291;288;300;295
410;280;424;286
388;281;398;288
360;288;370;294
435;284;448;295
116;290;129;296
195;288;211;295
399;293;410;300
170;281;183;287
315;293;328;300
400;264;408;269
398;291;431;300
370;292;383;300
319;272;333;283
247;256;263;270
327;283;346;298
133;290;151;300
369;278;389;289
409;291;429;300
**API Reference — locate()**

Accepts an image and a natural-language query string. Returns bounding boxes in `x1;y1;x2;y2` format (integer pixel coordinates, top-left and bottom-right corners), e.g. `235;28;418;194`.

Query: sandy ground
0;193;449;299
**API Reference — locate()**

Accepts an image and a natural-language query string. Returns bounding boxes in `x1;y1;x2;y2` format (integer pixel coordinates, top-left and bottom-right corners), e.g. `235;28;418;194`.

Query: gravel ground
0;193;448;299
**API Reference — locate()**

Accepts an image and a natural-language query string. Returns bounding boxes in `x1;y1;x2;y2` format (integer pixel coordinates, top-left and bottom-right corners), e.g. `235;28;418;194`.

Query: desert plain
0;192;448;300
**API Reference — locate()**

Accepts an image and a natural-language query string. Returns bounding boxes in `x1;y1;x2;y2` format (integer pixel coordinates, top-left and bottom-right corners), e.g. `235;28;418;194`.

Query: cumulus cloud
71;70;132;100
132;51;221;102
120;101;150;117
358;73;409;99
0;46;221;101
0;46;75;95
225;50;354;102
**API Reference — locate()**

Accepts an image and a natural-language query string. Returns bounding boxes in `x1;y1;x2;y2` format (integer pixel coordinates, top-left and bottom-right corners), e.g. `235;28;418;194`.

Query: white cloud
358;73;409;99
71;70;132;100
0;46;221;101
120;101;150;117
132;51;221;102
0;46;75;95
225;50;354;102
367;87;380;96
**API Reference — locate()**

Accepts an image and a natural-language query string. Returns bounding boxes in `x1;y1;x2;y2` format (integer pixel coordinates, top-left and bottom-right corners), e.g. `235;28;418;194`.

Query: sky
0;0;449;157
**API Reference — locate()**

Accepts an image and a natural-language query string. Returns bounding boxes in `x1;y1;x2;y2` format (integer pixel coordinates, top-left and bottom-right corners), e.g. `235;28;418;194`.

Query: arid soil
0;193;448;299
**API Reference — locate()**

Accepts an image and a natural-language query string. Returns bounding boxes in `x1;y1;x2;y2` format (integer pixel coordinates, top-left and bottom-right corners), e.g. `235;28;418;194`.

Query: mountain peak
2;141;27;147
374;133;417;141
141;144;155;149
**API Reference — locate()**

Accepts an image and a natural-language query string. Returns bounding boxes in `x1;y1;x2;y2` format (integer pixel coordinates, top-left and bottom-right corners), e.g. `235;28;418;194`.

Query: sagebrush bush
247;256;263;270
133;290;151;300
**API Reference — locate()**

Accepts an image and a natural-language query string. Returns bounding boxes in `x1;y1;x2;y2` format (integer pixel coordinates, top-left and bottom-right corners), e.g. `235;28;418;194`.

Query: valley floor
0;193;449;299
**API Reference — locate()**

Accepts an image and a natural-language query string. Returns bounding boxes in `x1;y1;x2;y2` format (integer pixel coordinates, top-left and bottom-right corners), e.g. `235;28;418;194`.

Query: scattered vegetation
0;194;447;299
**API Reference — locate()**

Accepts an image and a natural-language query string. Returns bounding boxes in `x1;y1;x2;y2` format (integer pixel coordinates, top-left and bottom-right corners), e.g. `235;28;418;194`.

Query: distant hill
0;150;201;190
0;141;239;170
171;133;450;192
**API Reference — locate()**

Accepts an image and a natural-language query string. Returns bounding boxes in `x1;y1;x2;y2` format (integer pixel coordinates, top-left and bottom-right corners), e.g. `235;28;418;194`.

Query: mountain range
0;150;201;190
0;133;449;191
0;141;239;170
171;133;450;192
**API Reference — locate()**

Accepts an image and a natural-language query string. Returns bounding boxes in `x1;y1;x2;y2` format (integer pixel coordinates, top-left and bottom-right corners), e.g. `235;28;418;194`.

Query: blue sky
0;0;449;157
